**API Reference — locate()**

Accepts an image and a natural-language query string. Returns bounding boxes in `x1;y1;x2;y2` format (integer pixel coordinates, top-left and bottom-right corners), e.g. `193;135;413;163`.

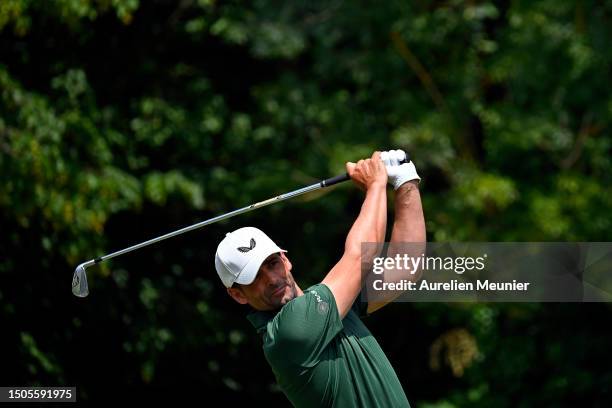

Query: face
227;252;299;311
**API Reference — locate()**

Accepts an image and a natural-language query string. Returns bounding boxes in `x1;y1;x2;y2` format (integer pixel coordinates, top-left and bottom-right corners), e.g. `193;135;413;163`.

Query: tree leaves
1;0;611;405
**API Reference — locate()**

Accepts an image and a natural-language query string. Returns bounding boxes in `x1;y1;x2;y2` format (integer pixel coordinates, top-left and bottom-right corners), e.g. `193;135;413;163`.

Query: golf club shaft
86;173;350;266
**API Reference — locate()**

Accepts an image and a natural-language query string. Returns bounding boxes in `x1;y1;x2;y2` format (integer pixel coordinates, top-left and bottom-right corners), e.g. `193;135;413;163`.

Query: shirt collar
246;309;278;334
245;288;312;334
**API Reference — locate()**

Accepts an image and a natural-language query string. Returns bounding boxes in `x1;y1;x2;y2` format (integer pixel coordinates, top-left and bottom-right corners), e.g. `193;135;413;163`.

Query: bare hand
346;151;388;191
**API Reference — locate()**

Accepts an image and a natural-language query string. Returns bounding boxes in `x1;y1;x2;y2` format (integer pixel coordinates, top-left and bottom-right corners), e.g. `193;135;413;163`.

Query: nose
259;266;282;288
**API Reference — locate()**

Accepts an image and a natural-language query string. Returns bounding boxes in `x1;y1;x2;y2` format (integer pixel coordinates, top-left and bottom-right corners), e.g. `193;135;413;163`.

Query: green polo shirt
247;283;410;407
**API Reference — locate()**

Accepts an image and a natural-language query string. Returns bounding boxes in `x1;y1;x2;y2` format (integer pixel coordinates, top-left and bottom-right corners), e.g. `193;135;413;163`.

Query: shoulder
271;284;336;336
262;284;342;364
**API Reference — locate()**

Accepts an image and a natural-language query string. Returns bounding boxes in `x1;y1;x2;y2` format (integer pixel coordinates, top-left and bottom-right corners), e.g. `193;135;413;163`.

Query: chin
276;296;290;307
269;285;297;309
282;286;298;304
274;295;291;309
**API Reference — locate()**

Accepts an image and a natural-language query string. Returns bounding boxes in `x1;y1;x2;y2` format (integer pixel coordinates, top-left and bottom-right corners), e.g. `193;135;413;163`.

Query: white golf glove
381;149;421;190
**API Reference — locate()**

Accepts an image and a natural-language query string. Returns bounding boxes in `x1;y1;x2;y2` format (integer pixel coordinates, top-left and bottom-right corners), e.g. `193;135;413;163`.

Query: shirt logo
237;238;256;253
311;290;329;315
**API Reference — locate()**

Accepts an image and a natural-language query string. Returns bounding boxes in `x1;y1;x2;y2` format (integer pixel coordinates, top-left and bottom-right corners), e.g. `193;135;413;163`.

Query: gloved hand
380;149;421;190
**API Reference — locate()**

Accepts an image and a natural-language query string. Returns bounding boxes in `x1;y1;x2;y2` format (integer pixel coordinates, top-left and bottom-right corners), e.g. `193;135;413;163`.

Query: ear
280;252;292;271
227;287;248;305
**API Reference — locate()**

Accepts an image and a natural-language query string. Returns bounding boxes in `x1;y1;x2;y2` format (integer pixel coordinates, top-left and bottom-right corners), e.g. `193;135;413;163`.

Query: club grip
320;154;409;188
321;173;350;187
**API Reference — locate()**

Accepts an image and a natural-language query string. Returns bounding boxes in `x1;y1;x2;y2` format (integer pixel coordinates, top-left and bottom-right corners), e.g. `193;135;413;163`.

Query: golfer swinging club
215;149;425;407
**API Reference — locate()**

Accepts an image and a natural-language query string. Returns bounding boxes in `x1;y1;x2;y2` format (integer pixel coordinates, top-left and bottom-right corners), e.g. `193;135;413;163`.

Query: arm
367;159;426;314
322;152;387;319
390;181;426;244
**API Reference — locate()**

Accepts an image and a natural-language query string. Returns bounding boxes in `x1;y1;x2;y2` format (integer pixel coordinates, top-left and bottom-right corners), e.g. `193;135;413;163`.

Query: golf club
72;156;408;297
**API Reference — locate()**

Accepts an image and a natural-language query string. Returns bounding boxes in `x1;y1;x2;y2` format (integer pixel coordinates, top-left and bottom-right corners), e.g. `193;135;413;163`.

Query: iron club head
72;263;89;298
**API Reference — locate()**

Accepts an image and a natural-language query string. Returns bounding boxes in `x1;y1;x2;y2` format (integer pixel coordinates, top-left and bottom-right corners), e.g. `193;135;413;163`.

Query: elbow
344;234;362;258
343;244;361;260
345;241;384;267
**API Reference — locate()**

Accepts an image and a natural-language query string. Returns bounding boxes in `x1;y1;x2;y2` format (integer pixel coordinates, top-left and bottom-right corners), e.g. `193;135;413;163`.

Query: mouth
270;284;287;297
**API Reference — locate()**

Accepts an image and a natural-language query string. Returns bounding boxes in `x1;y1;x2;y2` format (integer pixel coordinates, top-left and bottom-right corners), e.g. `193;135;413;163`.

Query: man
215;150;425;407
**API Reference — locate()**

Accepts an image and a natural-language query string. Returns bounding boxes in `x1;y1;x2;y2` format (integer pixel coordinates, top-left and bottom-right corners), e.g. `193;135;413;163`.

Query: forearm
387;181;425;283
345;184;387;255
390;181;425;244
366;181;425;314
363;151;424;314
323;183;387;318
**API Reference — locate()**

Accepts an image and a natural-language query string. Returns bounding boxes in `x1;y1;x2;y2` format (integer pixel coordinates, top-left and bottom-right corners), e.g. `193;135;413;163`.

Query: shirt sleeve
265;283;343;368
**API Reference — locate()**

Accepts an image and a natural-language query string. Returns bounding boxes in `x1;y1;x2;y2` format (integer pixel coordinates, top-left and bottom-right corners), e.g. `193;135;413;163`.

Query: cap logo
237;238;256;253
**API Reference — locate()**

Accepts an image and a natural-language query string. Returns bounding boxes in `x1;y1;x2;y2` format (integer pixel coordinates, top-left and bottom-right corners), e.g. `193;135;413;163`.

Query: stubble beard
269;274;299;309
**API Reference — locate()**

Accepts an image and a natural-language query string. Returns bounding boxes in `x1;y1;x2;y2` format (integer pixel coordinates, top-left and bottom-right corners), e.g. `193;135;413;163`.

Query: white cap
215;227;287;288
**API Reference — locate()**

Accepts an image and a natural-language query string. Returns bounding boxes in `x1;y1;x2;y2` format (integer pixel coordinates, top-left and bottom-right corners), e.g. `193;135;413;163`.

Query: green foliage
1;0;611;405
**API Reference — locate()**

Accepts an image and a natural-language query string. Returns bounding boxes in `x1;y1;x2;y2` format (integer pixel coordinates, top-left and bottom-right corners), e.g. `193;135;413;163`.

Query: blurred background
1;0;611;405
